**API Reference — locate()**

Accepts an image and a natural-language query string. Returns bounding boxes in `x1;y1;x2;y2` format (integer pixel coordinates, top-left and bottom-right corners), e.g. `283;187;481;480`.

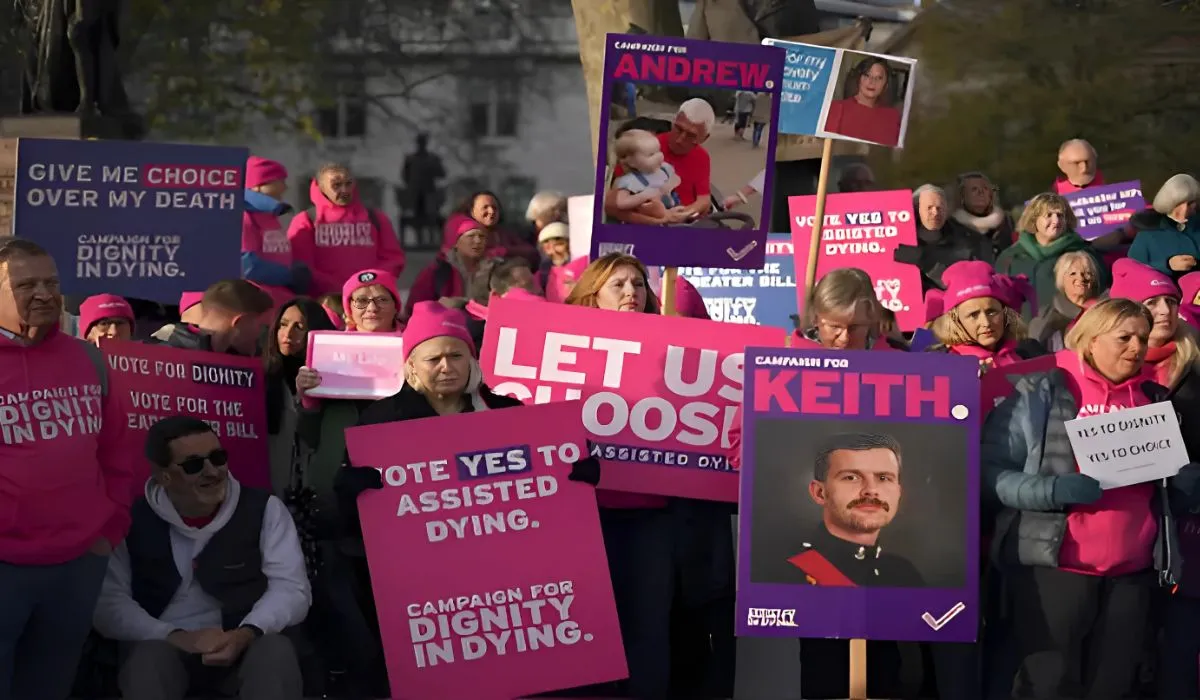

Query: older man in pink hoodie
286;163;406;296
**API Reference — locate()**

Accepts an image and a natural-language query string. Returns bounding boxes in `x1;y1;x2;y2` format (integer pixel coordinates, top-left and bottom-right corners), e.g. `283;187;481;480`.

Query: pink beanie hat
992;274;1038;318
1110;258;1180;304
1180;271;1200;306
341;269;403;318
78;294;135;336
179;291;204;313
923;260;1025;322
402;301;477;361
245;156;288;189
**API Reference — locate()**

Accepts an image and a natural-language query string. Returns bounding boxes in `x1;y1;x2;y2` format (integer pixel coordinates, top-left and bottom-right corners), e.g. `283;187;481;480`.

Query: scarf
1144;341;1177;387
952;207;1006;235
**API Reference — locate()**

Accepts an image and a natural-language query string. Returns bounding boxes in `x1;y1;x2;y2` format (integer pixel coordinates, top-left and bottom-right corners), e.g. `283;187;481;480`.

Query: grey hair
912;183;946;207
1153;174;1200;216
525;190;567;223
1058;138;1096;159
814;432;903;481
1053;251;1100;299
0;238;51;266
677;98;716;133
315;162;351;179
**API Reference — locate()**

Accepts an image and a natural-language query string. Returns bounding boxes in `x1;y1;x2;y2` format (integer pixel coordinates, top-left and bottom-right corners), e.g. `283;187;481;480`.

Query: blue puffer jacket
981;367;1182;587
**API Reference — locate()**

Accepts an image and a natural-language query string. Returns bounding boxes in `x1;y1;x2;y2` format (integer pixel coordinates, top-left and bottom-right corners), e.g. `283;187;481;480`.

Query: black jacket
764;524;925;588
894;219;996;292
335;382;523;537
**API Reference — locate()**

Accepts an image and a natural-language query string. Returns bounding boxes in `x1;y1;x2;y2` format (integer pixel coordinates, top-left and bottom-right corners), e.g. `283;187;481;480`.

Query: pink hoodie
1055;350;1157;576
287;179;406;296
0;329;137;564
949;339;1026;368
242;210;295;308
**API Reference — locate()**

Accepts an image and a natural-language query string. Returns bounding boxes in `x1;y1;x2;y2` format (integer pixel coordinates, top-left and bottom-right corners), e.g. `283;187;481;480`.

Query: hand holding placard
1065;402;1188;489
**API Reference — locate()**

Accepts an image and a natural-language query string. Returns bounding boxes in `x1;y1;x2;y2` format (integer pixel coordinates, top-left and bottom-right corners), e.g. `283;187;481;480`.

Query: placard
675;233;796;326
1066;402;1188;489
763;38;917;149
590;33;783;268
14;138;245;302
345;404;627;699
102;340;269;489
737;348;980;642
304;331;405;400
1062;180;1144;241
481;297;786;501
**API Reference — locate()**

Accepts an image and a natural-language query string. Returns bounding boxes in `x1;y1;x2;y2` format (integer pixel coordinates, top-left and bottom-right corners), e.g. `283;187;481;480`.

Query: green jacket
995;232;1110;321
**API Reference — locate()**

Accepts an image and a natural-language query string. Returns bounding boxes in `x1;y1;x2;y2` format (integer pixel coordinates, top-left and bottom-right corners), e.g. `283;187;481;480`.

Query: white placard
567;194;593;261
1066;401;1188;489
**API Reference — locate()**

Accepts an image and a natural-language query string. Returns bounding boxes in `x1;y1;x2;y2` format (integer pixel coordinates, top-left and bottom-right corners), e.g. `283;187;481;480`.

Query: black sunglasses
176;449;229;475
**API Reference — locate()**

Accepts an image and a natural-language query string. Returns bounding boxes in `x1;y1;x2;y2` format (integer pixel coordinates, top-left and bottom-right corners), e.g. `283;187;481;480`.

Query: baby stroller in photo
607;116;757;232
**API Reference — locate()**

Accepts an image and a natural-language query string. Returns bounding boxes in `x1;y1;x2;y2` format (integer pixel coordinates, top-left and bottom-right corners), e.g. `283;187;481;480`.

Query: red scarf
1144;341;1177;386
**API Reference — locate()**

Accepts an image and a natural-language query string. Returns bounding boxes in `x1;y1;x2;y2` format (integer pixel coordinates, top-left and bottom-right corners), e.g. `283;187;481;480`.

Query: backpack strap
80;341;109;397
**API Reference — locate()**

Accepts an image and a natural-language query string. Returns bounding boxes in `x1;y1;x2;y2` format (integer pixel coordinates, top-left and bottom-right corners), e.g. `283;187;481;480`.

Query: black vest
127;488;270;631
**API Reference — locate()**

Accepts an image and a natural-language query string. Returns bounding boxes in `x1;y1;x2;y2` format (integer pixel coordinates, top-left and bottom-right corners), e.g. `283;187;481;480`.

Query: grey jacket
981;367;1181;586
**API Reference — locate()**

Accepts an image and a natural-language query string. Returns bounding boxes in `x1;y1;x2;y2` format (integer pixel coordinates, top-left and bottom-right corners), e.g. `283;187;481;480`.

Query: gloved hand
1171;463;1200;499
568;443;601;487
335;465;384;499
1052;473;1103;506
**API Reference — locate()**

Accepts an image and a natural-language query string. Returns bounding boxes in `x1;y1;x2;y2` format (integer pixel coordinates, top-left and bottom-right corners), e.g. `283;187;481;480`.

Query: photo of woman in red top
822;55;903;148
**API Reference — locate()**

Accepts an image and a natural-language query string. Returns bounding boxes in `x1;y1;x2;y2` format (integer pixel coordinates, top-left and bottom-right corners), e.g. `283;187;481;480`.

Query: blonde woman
1028;251;1101;351
996;192;1110;318
923;260;1044;369
796;267;907;351
982;298;1200;699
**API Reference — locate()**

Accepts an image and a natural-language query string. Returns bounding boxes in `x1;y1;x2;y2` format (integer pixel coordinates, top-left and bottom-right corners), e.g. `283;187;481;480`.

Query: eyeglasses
351;296;393;310
175;448;229;475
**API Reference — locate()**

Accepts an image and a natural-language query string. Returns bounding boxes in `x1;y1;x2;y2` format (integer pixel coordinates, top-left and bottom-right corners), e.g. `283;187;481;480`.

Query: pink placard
481;298;788;502
789;189;925;331
304;331;405;400
101;340;269;490
345;403;626;700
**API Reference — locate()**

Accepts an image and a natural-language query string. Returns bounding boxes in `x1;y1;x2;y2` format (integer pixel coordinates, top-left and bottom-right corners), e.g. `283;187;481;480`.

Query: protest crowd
7;26;1200;700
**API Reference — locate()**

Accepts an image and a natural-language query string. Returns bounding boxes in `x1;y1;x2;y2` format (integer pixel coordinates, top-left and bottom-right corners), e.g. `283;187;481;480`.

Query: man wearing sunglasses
93;416;310;700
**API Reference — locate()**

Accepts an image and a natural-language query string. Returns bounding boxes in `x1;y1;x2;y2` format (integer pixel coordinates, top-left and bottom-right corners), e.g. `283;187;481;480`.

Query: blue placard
675;233;796;326
13;138;247;303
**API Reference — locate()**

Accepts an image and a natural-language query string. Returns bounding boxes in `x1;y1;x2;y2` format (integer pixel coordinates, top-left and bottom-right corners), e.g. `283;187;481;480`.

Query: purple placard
736;348;980;643
1062;180;1144;240
591;34;784;269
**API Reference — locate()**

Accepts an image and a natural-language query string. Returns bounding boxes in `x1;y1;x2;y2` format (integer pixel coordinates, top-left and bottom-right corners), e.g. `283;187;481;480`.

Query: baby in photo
610;129;681;222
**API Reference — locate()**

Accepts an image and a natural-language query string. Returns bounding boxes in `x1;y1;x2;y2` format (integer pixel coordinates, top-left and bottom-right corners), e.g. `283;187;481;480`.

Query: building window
466;79;520;139
317;93;368;139
498;177;537;226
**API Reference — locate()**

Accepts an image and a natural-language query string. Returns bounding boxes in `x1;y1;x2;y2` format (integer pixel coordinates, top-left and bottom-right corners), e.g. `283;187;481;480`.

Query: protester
1128;173;1200;279
405;218;495;317
1108;259;1198;390
331;301;599;695
92;416;310;700
536;221;571;288
525;189;567;242
605;99;715;225
0;238;137;700
241;156;310;309
995;192;1109;318
895;184;995;291
286;163;406;296
464;257;540;346
562;253;733;698
1027;251;1101;351
340;269;403;334
952;171;1016;252
456;190;538;267
797;267;907;351
78;293;135;345
1054;139;1102;194
149;280;274;356
982;297;1200;699
179;291;204;325
263;298;338;495
924;261;1044;368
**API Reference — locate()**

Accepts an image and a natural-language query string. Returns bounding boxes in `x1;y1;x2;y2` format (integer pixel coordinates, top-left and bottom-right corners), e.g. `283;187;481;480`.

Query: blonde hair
930;298;1028;347
1017;193;1078;234
802;268;881;329
564;253;660;313
614;129;657;161
1065;298;1153;370
1053;251;1099;301
1162;322;1200;389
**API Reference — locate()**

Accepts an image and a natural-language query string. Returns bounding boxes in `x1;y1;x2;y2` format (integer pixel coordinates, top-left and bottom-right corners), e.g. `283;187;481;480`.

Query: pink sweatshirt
0;329;136;564
287;180;406;296
1056;351;1157;576
242;209;295;308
